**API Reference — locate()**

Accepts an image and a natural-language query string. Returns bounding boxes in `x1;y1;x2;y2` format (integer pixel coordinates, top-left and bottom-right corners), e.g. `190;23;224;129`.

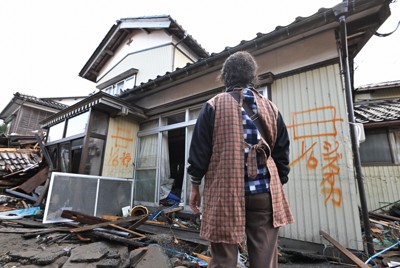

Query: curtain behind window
135;134;157;203
360;129;392;163
160;131;172;199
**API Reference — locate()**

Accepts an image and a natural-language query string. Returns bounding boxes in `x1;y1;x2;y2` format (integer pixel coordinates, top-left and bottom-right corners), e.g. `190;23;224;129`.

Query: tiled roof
0;149;41;175
354;99;400;124
119;0;390;102
356;80;400;92
13;92;69;110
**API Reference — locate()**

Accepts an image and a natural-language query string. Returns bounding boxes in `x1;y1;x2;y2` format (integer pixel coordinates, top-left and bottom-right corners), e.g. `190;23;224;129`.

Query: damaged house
0;93;69;192
0;92;69;137
354;80;400;211
30;0;395;255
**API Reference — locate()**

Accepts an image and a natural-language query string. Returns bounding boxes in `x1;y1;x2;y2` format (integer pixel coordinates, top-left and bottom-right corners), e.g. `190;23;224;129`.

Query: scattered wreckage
1;134;400;267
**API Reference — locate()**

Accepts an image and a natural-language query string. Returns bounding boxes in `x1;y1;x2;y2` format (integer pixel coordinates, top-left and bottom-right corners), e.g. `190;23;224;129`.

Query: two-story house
40;0;394;253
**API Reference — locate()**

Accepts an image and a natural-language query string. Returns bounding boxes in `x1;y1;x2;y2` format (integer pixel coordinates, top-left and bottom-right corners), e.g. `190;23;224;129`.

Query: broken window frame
133;106;202;210
45;109;109;176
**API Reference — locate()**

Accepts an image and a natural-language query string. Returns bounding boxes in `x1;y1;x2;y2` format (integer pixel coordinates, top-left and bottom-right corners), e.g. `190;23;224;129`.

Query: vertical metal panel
372;88;400;99
274;64;363;250
363;165;400;211
174;49;192;69
102;116;139;178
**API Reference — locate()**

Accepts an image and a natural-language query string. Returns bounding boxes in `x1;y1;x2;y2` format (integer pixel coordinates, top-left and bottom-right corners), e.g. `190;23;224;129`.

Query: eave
40;91;147;128
118;0;392;104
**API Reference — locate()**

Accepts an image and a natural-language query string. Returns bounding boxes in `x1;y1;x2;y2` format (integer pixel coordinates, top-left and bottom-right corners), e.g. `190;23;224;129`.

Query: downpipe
338;13;375;256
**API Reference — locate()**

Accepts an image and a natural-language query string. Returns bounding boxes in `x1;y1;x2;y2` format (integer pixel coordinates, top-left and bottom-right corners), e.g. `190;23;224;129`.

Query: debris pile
0;206;212;267
1;134;400;267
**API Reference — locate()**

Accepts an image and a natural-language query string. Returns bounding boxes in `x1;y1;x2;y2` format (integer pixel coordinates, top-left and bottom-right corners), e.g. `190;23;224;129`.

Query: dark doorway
160;127;185;206
168;128;185;198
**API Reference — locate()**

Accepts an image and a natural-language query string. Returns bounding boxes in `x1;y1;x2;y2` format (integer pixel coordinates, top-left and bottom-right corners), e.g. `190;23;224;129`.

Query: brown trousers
209;192;279;268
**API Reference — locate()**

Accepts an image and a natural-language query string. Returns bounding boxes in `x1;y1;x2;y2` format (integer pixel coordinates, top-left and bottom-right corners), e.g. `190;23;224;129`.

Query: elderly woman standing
187;51;294;268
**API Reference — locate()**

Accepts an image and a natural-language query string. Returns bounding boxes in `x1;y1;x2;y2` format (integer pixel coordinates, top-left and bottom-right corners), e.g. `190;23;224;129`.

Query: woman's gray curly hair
218;51;258;89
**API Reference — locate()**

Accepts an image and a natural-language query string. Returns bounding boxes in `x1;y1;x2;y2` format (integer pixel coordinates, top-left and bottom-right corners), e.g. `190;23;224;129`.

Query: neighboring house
354;80;400;211
0;92;68;136
40;1;393;252
41;95;89;107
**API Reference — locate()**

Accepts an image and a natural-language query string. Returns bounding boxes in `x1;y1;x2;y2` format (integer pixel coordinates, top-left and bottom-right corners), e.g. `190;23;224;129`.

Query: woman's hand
189;184;201;214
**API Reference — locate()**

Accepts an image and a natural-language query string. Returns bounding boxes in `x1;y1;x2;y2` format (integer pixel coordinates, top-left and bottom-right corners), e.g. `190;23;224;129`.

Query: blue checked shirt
242;88;270;195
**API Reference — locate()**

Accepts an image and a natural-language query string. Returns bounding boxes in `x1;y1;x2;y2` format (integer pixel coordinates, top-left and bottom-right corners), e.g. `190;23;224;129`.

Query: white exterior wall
275;64;363;250
99;45;174;86
174;48;192;70
97;31;196;88
98;31;173;79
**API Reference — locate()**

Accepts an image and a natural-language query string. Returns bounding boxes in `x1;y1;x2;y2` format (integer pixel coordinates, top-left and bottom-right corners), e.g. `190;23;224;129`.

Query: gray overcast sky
0;0;399;114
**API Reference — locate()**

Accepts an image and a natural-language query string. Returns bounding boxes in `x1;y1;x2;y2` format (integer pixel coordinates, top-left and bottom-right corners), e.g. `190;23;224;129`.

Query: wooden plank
137;222;209;246
90;230;143;247
370;219;400;231
62;210;148;235
320;230;369;268
161;206;183;215
369;211;400;222
69;215;145;233
61;210;108;224
109;224;146;239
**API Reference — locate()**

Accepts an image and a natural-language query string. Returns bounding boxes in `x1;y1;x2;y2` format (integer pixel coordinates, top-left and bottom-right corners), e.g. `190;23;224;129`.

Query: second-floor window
104;75;136;96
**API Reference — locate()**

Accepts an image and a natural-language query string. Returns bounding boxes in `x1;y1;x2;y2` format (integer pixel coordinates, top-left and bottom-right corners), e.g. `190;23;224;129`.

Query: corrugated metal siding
274;64;363;250
363;165;400;211
174;49;192;69
371;88;400;99
102;116;139;178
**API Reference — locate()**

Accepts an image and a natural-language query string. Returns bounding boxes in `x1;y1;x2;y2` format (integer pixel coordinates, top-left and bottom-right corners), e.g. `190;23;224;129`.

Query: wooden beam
320;230;370;268
69;215;145;233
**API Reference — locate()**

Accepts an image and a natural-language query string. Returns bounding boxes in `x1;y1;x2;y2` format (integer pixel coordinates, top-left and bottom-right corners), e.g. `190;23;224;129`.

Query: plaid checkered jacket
200;89;294;244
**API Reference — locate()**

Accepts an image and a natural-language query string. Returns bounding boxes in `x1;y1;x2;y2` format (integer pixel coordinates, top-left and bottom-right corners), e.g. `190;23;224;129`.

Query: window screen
43;172;133;223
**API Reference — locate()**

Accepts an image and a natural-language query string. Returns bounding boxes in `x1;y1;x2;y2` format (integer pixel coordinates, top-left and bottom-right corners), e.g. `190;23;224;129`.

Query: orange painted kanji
109;126;134;168
288;106;344;208
111;127;133;149
320;141;343;207
287;106;344;140
289;140;318;169
120;151;132;167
